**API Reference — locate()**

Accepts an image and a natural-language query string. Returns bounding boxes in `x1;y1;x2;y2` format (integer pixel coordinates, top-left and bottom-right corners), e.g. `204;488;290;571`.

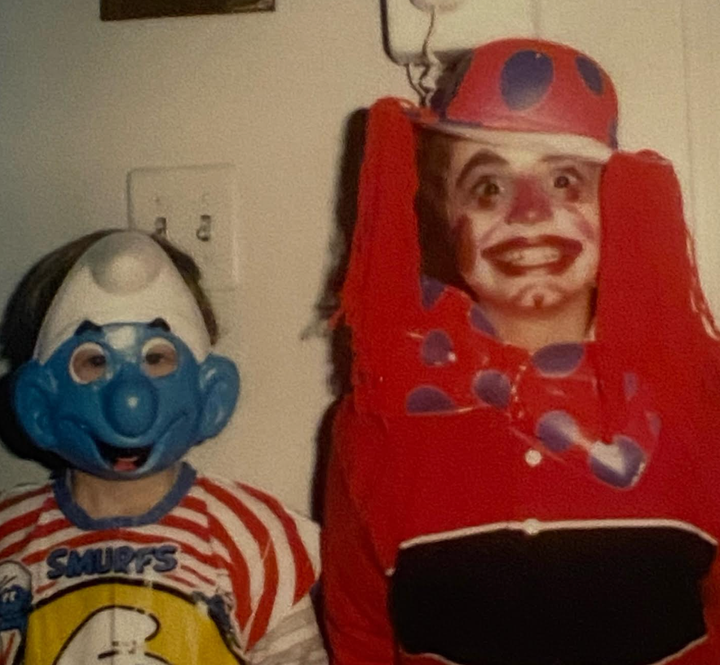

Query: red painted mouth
481;235;583;276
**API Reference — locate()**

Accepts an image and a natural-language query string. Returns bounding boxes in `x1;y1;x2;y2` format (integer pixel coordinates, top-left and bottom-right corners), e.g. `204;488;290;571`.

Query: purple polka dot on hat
501;50;554;111
531;343;584;376
608;118;619;149
575;55;603;95
421;330;456;367
431;50;474;117
406;386;456;414
473;370;512;408
535;410;578;453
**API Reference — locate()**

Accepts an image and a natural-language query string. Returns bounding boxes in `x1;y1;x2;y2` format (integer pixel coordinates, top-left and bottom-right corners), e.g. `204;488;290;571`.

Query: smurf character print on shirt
0;466;317;665
54;606;173;664
0;562;32;664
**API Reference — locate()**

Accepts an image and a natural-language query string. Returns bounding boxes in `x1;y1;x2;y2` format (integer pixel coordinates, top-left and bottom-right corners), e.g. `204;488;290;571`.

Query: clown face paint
444;139;602;311
14;320;239;480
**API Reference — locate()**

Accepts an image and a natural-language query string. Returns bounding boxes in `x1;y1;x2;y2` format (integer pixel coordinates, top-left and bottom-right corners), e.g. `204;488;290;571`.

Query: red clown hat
420;38;618;161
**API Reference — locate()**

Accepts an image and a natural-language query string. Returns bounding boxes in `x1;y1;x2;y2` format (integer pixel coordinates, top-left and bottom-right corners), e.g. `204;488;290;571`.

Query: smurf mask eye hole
141;337;178;378
69;342;108;384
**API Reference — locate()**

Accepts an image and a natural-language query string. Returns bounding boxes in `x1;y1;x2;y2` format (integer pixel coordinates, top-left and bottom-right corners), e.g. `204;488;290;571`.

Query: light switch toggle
197;214;212;242
154;216;168;237
128;164;240;290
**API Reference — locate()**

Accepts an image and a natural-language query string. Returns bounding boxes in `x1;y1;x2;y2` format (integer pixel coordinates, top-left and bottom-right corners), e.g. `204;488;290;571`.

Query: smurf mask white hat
34;231;211;363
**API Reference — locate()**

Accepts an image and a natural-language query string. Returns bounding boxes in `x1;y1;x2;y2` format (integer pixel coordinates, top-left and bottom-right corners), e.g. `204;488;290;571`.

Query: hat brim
418;121;614;163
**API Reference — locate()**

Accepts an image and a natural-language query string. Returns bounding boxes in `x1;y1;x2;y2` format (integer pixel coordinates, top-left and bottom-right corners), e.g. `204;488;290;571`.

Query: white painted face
444;138;603;311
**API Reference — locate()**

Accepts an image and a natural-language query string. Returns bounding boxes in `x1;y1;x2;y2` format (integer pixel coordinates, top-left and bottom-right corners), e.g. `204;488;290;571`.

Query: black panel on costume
389;525;715;665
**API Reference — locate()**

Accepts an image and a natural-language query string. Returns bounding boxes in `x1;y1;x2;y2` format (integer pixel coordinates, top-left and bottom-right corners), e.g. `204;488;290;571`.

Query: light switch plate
128;164;240;291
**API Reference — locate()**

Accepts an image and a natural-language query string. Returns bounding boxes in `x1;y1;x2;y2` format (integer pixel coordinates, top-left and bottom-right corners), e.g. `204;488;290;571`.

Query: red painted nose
507;178;552;224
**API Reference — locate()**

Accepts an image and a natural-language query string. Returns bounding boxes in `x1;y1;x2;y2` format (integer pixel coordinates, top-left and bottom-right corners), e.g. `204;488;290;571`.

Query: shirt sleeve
321;444;396;665
199;476;323;657
247;594;328;665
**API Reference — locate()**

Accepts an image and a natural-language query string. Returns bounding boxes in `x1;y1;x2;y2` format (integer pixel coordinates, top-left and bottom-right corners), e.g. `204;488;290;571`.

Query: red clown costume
322;39;720;664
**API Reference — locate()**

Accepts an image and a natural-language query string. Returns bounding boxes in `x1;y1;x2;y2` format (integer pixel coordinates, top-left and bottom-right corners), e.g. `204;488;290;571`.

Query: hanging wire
405;62;426;101
405;6;443;107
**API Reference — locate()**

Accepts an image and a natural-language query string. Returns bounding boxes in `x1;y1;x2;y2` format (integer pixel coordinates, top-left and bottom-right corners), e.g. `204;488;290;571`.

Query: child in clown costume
322;39;720;664
0;230;327;664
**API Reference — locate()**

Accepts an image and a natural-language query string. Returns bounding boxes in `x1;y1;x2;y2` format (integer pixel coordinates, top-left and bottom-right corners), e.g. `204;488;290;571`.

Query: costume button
525;449;542;467
522;519;541;536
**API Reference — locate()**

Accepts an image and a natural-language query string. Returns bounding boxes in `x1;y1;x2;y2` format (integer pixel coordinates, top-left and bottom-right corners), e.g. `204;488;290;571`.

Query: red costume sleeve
322;405;395;665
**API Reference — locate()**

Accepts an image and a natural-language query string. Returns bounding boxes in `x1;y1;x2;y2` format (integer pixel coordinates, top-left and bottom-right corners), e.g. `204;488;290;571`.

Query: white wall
683;0;720;310
1;0;719;515
0;0;406;512
539;0;720;312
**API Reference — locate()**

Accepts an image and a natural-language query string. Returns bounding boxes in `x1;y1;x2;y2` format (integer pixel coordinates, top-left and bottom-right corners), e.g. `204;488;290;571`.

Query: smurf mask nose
34;231;211;364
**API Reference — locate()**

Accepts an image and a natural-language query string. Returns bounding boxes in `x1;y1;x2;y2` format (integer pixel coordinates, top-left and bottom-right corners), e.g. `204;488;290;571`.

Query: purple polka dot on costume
531;344;584;376
406;386;456;414
473;370;512;408
469;304;496;337
646;411;662;439
420;275;446;310
623;372;638;401
576;56;603;95
535;410;578;453
421;330;456;367
589;436;646;488
501;50;554;111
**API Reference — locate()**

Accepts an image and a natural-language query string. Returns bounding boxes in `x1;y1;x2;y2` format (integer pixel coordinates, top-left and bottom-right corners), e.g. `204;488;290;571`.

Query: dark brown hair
415;127;468;291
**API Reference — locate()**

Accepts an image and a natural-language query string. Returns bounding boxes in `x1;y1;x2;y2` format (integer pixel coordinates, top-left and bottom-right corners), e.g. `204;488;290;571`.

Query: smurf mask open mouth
96;440;153;473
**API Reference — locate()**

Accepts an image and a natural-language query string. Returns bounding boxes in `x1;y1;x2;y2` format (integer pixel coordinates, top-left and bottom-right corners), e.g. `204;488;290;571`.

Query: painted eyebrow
564;166;586;181
147;318;171;332
541;154;581;163
543;161;591;184
456;150;508;189
541;155;598;171
74;320;103;336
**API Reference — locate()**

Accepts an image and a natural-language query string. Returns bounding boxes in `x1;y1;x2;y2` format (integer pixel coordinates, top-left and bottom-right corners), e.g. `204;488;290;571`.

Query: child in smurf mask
0;229;327;665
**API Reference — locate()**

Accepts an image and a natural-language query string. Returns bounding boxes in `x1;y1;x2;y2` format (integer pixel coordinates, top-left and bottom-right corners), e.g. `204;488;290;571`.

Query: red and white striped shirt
0;463;325;664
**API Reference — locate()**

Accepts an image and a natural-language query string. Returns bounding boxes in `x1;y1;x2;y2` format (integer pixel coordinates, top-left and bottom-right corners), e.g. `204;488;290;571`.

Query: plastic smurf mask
13;231;240;479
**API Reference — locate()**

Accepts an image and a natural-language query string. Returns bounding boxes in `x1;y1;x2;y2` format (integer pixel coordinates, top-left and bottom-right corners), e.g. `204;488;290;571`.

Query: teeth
501;246;561;266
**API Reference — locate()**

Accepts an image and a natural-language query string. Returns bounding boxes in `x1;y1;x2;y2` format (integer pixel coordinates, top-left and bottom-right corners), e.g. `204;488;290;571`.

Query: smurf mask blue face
12;232;240;480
